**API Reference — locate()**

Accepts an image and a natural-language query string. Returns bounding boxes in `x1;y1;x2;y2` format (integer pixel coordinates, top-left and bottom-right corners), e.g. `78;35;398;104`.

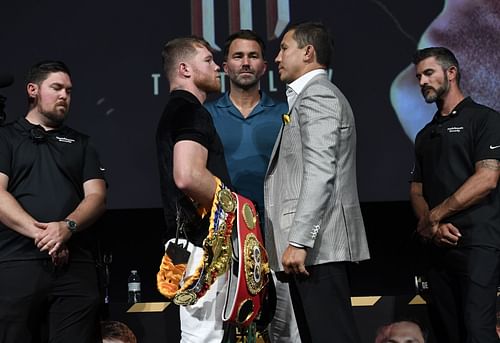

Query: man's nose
60;90;69;98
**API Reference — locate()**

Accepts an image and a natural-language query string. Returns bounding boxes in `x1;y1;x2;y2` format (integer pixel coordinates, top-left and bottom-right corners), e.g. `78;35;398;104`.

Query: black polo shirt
0;117;106;262
156;90;231;246
412;97;500;248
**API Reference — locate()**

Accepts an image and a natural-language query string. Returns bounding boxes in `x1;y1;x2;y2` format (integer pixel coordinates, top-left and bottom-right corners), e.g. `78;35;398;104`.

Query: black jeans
0;259;102;343
426;246;500;343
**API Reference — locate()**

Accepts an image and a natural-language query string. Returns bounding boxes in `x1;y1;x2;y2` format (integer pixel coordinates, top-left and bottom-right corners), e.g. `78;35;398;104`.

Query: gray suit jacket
264;73;370;271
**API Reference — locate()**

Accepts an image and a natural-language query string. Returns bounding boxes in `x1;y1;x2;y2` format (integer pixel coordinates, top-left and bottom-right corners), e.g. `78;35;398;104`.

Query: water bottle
127;270;141;304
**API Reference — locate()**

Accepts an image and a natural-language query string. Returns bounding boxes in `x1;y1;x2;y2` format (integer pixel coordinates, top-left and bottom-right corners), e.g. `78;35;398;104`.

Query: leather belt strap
222;193;270;327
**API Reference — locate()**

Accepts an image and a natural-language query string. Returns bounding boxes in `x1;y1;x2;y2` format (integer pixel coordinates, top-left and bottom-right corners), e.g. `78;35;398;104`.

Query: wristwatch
64;219;78;234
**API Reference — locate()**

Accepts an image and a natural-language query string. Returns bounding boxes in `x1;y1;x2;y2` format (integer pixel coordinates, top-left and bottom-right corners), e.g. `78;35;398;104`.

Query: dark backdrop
0;0;448;310
4;3;485;340
0;0;444;208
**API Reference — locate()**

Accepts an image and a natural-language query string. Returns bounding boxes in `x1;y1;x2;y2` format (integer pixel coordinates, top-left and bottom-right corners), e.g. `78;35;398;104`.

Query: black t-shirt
156;90;231;246
0;117;106;262
412;97;500;248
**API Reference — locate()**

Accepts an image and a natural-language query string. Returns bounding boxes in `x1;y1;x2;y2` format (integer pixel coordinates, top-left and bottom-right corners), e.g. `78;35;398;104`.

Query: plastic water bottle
127;270;141;304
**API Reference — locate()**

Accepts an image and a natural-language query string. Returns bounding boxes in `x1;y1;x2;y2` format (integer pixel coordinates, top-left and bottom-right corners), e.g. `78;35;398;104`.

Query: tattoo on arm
477;159;500;171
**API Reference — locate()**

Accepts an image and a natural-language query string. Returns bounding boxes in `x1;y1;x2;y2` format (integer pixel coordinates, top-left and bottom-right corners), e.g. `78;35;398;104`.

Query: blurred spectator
496;311;500;338
101;320;137;343
375;320;427;343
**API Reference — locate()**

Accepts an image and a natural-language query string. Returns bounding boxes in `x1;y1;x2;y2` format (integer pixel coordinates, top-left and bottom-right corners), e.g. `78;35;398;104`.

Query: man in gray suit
264;22;370;343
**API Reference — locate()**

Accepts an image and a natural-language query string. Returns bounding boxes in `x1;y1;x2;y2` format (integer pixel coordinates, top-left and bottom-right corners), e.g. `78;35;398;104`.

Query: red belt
222;193;270;327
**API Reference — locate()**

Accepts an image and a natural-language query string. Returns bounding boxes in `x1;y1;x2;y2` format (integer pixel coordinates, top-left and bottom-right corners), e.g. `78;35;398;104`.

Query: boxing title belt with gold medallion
222;193;270;327
157;176;236;306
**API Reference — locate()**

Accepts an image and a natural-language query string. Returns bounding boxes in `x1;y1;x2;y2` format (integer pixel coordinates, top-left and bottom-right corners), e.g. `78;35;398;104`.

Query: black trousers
284;262;361;343
0;259;102;343
426;246;500;343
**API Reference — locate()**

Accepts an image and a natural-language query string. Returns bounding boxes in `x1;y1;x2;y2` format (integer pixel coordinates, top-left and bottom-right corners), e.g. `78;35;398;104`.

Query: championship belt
157;177;236;305
222;194;270;327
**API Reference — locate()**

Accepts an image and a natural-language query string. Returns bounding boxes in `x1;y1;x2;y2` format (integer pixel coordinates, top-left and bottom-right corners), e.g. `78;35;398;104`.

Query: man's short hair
222;29;266;61
288;22;333;68
161;36;212;80
27;60;71;85
412;46;461;84
101;320;137;343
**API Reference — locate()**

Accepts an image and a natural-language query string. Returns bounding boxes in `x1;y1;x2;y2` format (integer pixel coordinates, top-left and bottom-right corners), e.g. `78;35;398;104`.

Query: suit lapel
286;73;326;121
266;74;328;175
266;124;283;174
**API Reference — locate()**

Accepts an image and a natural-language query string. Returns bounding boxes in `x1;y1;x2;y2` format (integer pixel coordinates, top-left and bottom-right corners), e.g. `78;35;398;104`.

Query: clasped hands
417;211;461;247
33;221;71;266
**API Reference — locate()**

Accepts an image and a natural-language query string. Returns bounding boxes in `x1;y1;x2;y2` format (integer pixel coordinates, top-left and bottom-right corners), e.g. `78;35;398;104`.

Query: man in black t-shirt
156;36;231;342
410;47;500;343
0;61;106;342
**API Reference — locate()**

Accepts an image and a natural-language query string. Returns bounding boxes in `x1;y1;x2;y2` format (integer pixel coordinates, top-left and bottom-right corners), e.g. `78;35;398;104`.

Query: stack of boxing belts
157;177;270;327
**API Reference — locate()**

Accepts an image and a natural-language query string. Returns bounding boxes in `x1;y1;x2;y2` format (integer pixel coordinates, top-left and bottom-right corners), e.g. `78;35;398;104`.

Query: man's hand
51;245;69;266
416;214;438;240
282;245;309;276
34;221;72;256
432;223;461;247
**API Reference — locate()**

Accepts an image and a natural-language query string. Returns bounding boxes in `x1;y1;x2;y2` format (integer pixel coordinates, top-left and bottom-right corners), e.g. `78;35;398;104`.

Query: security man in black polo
410;47;500;343
414;97;500;248
0;60;106;342
0;118;104;261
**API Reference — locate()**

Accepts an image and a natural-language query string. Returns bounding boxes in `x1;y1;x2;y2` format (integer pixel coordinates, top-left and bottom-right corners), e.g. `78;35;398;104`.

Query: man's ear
27;83;38;99
303;45;315;63
178;62;191;77
447;65;458;83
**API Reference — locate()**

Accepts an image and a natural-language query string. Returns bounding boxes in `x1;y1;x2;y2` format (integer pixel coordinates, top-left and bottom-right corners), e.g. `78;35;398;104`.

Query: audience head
101;320;137;343
375;319;427;343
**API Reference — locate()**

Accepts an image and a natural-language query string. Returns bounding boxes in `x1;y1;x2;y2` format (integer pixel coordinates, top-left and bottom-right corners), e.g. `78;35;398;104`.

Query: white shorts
168;240;228;343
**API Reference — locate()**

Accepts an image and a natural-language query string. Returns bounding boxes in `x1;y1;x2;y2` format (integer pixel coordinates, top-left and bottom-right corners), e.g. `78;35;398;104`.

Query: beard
422;75;450;103
228;68;260;90
232;75;259;90
40;105;68;127
194;72;221;94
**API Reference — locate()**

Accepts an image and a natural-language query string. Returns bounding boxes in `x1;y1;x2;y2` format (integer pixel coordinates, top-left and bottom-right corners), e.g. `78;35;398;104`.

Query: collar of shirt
214;91;278;119
286;69;327;108
170;89;202;105
285;86;297;110
432;96;472;124
17;117;65;134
